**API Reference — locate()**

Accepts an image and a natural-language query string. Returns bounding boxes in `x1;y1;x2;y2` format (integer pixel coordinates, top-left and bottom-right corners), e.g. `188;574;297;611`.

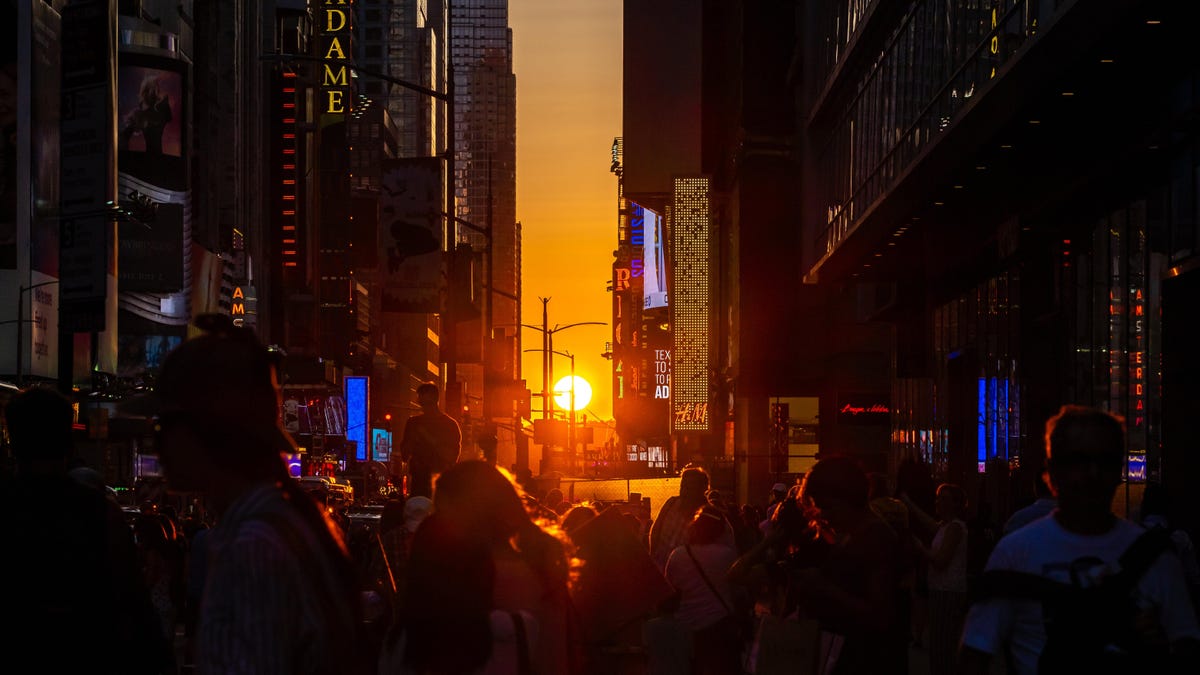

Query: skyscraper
450;0;520;440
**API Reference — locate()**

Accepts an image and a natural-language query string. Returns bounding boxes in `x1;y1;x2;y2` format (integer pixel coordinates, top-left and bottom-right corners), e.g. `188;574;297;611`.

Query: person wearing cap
123;314;372;674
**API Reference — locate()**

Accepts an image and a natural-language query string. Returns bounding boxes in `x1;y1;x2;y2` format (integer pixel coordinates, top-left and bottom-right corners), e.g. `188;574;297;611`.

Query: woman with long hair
384;461;582;674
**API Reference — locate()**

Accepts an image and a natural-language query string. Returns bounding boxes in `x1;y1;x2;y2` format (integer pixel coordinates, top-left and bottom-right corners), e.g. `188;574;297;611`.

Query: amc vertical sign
320;0;352;119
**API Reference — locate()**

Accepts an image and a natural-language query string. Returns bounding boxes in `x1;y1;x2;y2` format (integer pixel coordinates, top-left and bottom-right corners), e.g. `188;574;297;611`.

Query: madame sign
321;0;352;115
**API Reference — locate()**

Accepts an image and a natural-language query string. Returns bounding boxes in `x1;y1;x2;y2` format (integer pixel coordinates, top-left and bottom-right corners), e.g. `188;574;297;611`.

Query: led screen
345;376;369;462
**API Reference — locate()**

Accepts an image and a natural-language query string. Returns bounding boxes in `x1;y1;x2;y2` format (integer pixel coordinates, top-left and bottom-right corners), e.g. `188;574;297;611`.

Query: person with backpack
120;315;374;674
960;405;1200;674
399;382;462;498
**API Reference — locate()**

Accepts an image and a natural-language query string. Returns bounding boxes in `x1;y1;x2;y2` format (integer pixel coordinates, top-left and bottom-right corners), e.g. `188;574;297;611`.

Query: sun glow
553;376;592;411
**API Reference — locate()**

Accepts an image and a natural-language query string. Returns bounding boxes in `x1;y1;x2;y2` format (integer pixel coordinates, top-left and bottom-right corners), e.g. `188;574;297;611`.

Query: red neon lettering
1135;383;1143;396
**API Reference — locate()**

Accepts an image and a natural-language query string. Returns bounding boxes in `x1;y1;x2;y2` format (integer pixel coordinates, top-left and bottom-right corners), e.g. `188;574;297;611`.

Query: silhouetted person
649;466;734;571
0;386;171;673
121;314;372;674
1002;472;1057;536
793;455;907;674
399;383;461;498
961;405;1200;674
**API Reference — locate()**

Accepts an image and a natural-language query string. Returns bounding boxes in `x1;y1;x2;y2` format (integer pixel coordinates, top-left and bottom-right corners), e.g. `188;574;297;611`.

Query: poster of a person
118;68;182;156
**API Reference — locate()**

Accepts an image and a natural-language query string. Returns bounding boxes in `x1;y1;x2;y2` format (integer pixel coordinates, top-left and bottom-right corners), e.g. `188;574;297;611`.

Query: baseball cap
119;314;296;458
771;482;788;494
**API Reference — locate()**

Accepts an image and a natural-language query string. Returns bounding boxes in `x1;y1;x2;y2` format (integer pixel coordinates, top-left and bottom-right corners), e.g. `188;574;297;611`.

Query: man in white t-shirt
960;405;1200;674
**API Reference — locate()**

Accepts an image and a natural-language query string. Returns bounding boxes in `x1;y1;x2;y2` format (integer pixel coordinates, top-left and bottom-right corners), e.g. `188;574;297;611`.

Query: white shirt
961;515;1200;675
928;519;968;593
664;543;739;631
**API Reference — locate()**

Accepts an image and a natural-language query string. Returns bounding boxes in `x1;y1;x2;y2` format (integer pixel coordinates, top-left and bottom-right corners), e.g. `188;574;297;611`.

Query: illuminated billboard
345;376;369;462
117;65;183;158
642;205;668;309
670;177;710;432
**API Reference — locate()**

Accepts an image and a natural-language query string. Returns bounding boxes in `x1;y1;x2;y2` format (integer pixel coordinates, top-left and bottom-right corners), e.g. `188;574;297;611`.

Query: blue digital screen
345;376;369;462
372;428;392;463
1127;454;1147;482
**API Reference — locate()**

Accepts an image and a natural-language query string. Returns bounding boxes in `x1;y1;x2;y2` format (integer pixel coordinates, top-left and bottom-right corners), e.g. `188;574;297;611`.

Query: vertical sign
379;158;444;312
59;0;116;332
670;177;711;431
345;376;369;462
320;0;352;119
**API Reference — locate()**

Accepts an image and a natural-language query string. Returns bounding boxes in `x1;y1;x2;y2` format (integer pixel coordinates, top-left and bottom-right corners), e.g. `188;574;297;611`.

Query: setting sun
553;376;592;411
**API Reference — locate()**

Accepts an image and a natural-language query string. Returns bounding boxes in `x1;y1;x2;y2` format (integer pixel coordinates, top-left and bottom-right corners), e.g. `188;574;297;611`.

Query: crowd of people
4;315;1200;674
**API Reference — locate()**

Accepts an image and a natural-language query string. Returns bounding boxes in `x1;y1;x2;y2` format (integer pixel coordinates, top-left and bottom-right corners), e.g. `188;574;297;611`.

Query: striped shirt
197;482;367;675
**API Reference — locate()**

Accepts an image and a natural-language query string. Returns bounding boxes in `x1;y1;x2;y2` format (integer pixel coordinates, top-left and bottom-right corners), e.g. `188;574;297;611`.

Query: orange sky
510;1;622;421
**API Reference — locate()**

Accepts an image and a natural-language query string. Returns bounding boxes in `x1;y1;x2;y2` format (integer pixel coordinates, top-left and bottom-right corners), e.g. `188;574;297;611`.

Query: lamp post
523;347;578;472
513;300;604;422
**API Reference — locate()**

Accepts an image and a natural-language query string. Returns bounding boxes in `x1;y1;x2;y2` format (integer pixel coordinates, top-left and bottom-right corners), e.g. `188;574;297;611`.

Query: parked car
298;475;355;505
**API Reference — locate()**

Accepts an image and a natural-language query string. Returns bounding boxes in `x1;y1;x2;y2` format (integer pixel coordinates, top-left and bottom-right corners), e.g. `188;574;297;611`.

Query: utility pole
541;297;550;419
443;8;459;418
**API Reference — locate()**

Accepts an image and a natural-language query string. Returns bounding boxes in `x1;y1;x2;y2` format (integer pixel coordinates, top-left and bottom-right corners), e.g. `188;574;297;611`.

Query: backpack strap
510;611;533;675
970;526;1171;603
1111;527;1171;592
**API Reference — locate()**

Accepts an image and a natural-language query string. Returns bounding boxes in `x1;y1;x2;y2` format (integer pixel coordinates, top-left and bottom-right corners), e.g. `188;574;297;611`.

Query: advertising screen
642;205;667;309
345;376;369;462
117;65;183;157
117;56;187;191
372;428;392;463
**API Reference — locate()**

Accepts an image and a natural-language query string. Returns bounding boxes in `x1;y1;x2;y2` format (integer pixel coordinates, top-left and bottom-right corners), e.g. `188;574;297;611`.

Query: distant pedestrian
399;382;462;498
1002;472;1057;536
650;466;734;571
903;483;969;675
122;314;372;674
663;505;744;675
1;386;171;674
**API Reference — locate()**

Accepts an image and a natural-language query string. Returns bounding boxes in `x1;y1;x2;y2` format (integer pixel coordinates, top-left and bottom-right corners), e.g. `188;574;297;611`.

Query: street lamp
524;347;583;473
512;297;605;423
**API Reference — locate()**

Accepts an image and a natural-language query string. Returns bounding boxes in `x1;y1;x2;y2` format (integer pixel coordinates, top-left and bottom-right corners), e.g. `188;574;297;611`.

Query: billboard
670;177;710;432
117;65;182;157
118;200;183;292
642;205;667;309
345;376;369;462
379;158;444;313
372;428;392;463
117;57;187;190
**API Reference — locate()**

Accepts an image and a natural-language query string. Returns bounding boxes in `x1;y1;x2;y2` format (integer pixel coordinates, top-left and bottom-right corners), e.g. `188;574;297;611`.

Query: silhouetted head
120;314;291;492
1043;405;1124;516
801;454;869;534
5;386;74;469
679;466;710;503
685;505;728;546
416;383;440;410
